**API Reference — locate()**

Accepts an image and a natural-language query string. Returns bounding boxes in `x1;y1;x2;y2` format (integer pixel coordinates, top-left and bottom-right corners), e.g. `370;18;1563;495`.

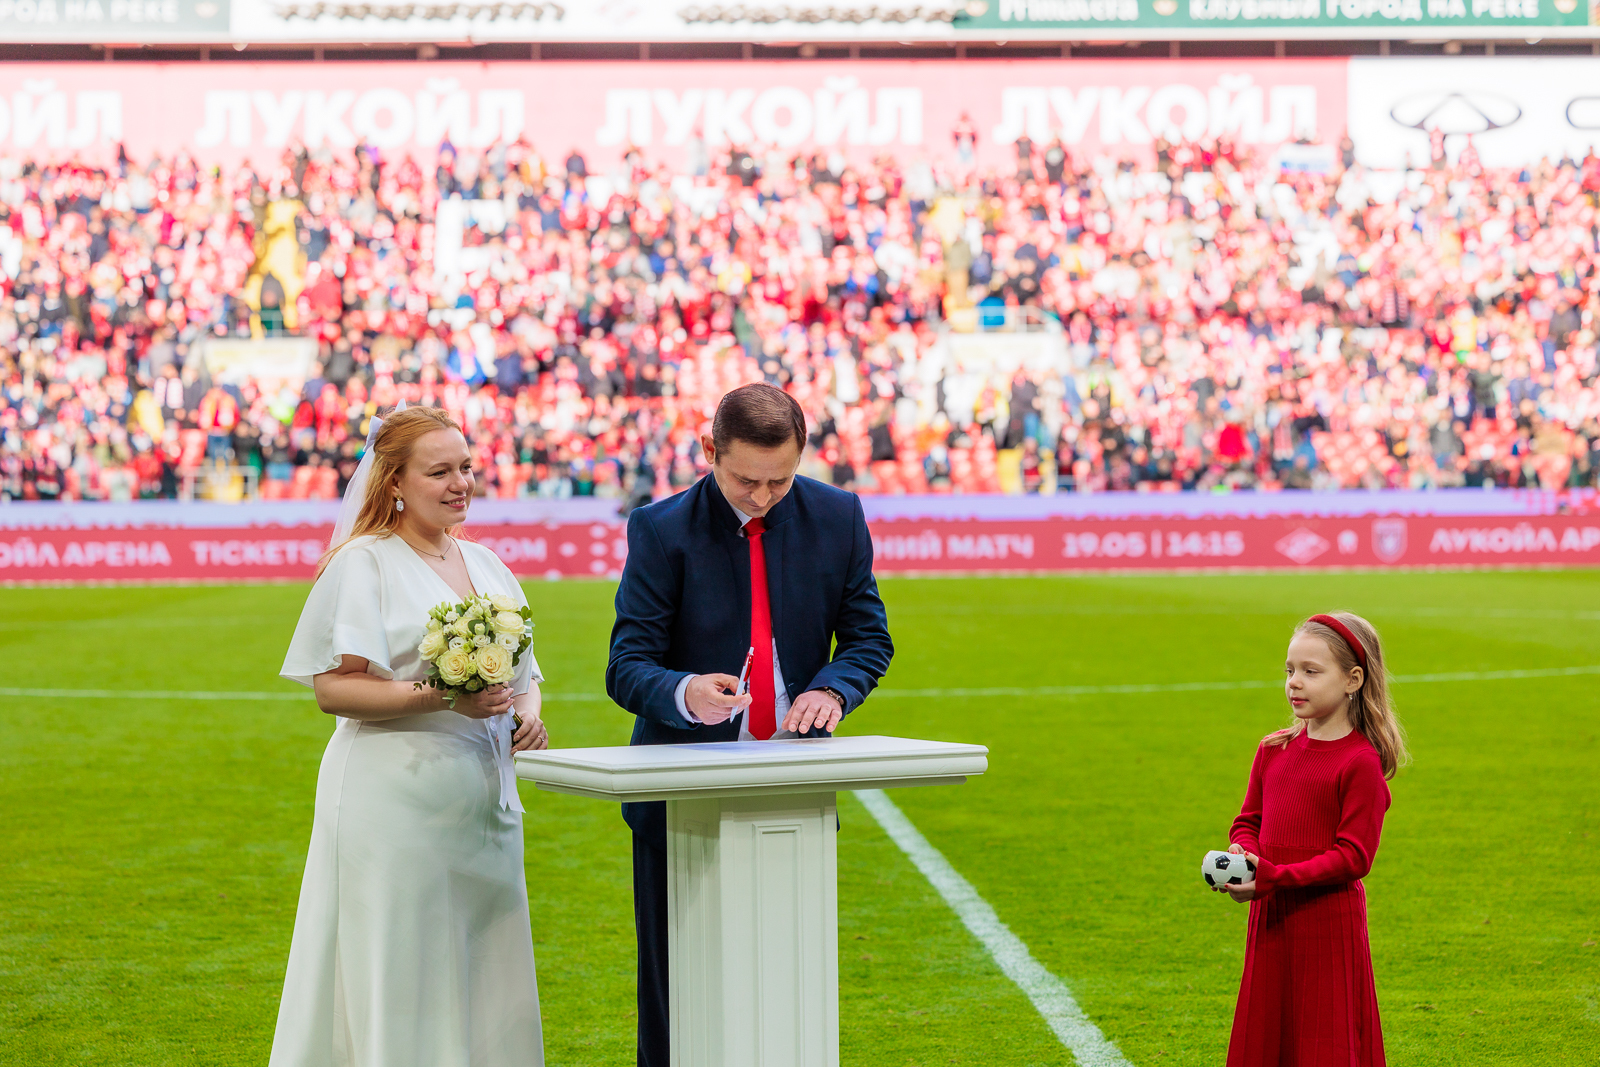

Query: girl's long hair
1267;611;1410;780
314;406;464;579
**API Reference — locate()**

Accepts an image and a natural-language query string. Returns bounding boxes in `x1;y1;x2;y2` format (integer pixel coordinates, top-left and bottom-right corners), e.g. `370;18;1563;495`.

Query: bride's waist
341;710;499;739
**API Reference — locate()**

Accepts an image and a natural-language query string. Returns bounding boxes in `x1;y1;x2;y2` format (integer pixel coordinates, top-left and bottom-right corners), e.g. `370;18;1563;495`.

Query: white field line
890;604;1600;622
868;663;1600;699
0;687;316;701
2;605;1595;633
854;788;1132;1067
5;663;1596;704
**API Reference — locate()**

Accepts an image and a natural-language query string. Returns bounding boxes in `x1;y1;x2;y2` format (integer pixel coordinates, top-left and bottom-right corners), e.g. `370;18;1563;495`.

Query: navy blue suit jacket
606;473;893;845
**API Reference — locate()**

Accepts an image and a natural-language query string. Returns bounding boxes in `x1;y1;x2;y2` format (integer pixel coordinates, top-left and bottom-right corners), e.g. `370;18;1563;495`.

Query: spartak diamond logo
1275;528;1331;565
1372;518;1408;563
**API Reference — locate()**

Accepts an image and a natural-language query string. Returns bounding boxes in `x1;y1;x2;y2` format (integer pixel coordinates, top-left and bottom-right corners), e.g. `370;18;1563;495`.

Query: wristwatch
817;687;847;712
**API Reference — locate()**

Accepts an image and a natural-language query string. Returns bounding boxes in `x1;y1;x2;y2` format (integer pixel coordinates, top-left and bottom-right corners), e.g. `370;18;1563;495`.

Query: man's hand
783;689;843;734
685;673;751;725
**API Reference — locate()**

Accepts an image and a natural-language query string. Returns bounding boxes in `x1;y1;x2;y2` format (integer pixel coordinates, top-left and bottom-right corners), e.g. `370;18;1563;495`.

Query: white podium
515;735;988;1067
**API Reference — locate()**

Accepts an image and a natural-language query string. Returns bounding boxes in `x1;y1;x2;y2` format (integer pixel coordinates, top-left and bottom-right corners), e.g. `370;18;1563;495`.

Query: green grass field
2;571;1598;1066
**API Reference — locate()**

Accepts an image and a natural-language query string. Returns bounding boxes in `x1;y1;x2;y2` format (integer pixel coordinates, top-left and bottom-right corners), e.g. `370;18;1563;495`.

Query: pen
732;645;755;717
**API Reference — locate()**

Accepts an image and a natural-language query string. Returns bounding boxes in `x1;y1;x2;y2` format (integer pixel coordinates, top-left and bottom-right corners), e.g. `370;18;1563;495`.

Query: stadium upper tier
1;133;1598;503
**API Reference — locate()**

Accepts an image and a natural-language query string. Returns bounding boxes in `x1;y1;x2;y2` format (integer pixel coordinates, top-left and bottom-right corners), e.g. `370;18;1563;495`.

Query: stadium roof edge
5;38;1600;62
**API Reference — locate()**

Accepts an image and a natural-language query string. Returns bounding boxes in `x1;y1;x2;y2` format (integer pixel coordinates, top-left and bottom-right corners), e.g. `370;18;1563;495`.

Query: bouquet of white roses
414;592;534;707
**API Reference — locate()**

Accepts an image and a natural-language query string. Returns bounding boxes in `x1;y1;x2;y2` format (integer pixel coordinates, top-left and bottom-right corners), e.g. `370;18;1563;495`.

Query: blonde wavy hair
315;406;465;579
1267;611;1411;780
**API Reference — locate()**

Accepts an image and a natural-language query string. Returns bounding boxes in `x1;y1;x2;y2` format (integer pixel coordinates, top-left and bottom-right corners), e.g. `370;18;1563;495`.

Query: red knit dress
1227;729;1391;1067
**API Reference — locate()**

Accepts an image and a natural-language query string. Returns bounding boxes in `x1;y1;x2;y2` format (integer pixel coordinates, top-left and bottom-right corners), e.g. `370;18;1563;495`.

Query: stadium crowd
3;127;1600;503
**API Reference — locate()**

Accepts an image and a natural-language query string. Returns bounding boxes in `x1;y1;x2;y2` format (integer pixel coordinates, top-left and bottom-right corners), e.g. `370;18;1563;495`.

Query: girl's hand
453;685;514;720
1214;850;1260;902
512;711;549;752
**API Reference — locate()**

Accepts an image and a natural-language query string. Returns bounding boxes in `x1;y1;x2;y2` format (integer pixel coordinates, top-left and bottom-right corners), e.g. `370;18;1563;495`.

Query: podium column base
666;791;840;1067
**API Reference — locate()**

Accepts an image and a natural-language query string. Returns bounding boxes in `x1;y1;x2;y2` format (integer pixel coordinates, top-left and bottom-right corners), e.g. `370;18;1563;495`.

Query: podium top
514;734;988;802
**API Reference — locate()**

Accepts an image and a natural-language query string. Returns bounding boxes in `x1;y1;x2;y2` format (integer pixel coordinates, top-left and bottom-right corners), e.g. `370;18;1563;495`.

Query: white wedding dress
273;533;544;1067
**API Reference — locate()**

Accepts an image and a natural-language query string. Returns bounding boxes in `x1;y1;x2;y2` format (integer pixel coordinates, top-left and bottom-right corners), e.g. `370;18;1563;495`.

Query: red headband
1308;614;1368;670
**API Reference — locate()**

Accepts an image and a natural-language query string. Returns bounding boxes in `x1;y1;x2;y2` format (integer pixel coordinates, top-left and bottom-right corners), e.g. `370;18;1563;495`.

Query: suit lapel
704;474;753;649
729;528;751;650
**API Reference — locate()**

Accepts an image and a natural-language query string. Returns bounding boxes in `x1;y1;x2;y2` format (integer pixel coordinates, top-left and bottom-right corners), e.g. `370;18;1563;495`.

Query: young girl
1217;612;1408;1067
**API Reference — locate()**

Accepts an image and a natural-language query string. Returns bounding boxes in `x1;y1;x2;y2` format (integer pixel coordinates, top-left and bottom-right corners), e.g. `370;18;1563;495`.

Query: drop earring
395;498;405;512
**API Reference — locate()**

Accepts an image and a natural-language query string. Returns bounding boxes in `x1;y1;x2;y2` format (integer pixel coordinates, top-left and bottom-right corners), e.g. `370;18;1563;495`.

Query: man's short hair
711;383;807;454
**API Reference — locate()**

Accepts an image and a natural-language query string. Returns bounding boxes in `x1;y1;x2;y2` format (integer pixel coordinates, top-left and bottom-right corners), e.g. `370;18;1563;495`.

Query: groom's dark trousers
606;472;893;1067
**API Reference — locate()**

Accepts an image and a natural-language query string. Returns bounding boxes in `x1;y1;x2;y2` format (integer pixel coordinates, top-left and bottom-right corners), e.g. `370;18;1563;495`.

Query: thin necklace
403;534;452;562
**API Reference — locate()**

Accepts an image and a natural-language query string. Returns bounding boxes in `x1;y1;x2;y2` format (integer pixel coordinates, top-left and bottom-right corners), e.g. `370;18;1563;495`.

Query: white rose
417;630;448;660
473;634;491;647
490;611;524;634
474;643;515;685
452;617;473;637
445;610;459;623
437;648;474;686
494;631;520;652
448;636;466;651
489;594;519;613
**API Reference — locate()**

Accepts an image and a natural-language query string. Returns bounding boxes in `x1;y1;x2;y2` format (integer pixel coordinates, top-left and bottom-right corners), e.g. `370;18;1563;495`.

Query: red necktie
743;517;776;740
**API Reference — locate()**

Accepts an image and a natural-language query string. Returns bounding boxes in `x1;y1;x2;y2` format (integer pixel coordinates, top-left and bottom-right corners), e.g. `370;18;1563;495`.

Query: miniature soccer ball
1202;849;1256;888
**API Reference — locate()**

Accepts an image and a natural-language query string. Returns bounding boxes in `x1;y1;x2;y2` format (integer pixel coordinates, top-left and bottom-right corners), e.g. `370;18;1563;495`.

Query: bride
275;404;549;1066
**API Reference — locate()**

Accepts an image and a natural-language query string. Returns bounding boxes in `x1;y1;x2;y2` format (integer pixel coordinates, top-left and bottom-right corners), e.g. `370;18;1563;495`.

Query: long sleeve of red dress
1224;729;1392;1067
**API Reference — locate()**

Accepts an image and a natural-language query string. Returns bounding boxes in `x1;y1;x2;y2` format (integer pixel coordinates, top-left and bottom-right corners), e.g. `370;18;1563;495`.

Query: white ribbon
487;713;524;813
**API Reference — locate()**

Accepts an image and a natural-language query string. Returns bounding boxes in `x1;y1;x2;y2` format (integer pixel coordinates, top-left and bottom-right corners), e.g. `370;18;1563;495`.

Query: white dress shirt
673;503;793;739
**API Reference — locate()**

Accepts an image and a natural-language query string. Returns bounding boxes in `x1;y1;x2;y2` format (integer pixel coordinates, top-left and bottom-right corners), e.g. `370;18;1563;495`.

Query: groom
606;382;894;1067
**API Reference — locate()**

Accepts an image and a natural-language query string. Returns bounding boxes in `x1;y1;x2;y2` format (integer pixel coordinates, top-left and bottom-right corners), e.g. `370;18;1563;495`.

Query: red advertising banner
0;522;627;583
0;59;1348;171
869;515;1600;571
3;513;1598;583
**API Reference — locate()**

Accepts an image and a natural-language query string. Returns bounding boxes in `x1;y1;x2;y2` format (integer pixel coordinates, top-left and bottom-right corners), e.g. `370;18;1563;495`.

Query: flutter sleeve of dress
280;540;391;687
1253;746;1390;898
